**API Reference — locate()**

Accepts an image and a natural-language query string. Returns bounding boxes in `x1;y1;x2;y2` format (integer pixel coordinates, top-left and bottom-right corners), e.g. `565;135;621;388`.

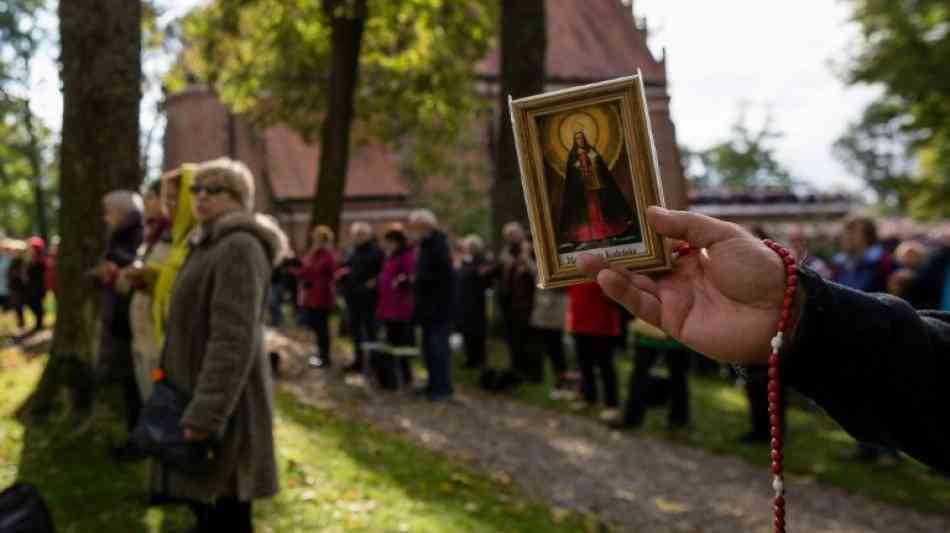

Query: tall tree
173;0;496;236
833;98;918;211
311;0;367;233
683;113;796;192
838;0;950;218
28;0;142;418
491;0;546;244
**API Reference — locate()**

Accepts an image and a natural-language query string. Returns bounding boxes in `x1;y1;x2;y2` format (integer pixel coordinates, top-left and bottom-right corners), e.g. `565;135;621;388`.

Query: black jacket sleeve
784;266;950;473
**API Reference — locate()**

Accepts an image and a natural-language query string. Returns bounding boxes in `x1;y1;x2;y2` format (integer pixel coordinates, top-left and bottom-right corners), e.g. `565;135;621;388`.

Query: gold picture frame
509;72;672;288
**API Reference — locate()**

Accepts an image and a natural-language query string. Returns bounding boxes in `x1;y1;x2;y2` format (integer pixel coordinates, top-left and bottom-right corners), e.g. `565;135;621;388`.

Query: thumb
647;206;744;249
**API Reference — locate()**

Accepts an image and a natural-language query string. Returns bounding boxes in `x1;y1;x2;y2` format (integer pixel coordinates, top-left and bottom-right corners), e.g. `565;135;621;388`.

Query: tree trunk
28;0;142;419
491;0;546;248
310;0;367;239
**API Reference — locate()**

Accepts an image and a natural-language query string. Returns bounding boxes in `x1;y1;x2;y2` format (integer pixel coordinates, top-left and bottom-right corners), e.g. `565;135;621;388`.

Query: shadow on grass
2;360;192;533
271;391;593;532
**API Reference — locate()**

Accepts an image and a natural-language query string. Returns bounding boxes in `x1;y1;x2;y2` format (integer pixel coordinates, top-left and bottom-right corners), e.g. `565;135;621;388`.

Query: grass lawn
453;337;950;516
0;348;592;533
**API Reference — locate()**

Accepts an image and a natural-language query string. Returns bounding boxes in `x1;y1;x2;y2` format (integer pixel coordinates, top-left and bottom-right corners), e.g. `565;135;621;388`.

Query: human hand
365;278;377;289
578;206;796;365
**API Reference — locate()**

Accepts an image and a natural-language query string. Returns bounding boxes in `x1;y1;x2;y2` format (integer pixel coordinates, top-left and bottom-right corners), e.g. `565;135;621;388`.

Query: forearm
783;267;950;471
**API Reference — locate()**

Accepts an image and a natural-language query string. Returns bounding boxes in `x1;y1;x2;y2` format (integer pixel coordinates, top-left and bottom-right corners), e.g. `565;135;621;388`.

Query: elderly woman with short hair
150;157;287;533
408;209;456;401
92;189;144;458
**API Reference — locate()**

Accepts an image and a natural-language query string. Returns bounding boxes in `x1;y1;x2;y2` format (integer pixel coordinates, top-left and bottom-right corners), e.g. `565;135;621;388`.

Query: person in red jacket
295;225;337;369
567;282;621;419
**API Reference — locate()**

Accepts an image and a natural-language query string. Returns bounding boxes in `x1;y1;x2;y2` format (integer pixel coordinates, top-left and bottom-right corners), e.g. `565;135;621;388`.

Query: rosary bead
772;476;784;494
774;496;785;508
770;414;780;427
771;437;782;449
768;391;780;404
771;461;783;475
787;274;798;286
768;354;780;367
771;450;783;462
768;367;779;380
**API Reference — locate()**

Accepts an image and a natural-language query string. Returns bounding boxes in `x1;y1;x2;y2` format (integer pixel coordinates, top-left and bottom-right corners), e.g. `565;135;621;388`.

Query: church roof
263;126;408;200
477;0;666;83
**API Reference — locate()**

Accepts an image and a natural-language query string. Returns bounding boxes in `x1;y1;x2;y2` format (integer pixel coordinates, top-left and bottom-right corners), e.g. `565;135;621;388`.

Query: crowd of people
3;154;950;531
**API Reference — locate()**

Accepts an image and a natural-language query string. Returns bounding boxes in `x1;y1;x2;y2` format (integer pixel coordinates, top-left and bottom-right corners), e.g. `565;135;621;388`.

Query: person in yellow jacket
118;164;197;401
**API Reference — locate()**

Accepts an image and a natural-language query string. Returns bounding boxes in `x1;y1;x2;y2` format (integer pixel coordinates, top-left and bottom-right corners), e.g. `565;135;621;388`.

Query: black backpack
0;483;56;533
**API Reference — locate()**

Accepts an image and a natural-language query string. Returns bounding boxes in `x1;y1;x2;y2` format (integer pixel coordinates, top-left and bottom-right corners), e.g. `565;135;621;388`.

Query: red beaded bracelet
672;239;796;533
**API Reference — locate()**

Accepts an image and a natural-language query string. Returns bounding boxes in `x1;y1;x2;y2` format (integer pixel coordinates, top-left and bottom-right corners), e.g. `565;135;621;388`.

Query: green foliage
172;0;496;165
682;113;796;192
839;0;950;219
0;0;56;238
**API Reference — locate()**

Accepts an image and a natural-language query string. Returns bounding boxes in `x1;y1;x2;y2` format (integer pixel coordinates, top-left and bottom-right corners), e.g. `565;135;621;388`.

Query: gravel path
270;329;950;533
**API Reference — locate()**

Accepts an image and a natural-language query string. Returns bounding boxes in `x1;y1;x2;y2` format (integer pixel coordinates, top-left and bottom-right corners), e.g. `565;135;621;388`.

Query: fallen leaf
654;497;689;514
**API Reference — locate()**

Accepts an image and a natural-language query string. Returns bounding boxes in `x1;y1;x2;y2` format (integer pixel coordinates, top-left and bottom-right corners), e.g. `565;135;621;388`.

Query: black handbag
0;482;56;533
130;379;214;476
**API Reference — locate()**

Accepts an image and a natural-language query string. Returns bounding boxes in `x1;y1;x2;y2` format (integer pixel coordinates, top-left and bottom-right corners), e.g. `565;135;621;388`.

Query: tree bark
492;0;546;248
310;0;367;238
28;0;142;418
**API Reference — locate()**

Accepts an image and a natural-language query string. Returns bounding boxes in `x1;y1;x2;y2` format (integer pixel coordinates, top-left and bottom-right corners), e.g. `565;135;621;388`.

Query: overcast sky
30;0;877;191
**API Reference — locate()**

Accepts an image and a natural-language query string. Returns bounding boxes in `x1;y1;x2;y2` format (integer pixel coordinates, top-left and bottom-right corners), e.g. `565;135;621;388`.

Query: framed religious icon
509;72;672;288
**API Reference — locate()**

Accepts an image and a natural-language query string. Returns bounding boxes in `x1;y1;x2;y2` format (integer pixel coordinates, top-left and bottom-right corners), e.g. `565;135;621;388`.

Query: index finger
647;206;744;249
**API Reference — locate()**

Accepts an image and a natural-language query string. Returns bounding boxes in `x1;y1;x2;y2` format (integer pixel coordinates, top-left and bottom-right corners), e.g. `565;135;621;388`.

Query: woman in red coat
295;225;337;369
567;282;621;417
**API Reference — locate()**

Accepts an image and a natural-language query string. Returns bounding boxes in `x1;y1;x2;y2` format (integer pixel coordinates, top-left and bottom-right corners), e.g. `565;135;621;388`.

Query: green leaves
839;0;950;218
683;113;796;192
173;0;496;147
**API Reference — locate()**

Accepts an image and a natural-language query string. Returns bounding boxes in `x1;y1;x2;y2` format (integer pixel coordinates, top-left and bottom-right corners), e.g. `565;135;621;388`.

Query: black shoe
738;432;770;445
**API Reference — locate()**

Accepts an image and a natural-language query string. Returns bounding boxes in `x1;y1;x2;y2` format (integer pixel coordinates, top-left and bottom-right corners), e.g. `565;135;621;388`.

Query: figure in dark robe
558;131;638;249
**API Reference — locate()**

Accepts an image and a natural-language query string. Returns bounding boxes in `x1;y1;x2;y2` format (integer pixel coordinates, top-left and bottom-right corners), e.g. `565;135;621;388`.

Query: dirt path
270;329;950;533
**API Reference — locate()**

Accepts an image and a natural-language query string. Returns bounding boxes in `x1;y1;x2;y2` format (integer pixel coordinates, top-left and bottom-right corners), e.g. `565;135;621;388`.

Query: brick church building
162;0;687;252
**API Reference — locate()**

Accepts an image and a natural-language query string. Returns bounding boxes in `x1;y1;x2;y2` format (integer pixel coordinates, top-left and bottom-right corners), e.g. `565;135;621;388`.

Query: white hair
194;157;256;211
103;190;144;217
409;209;439;228
502;221;525;238
463;234;485;254
350;221;372;237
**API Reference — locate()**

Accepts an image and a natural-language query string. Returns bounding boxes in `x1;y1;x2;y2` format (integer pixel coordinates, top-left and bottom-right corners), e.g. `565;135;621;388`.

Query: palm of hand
656;237;786;364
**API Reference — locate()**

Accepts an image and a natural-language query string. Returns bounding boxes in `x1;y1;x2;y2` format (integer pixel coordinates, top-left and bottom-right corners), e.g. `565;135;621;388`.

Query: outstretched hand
578;206;797;365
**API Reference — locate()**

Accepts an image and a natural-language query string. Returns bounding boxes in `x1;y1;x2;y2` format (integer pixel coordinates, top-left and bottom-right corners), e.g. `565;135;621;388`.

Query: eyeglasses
189;184;231;196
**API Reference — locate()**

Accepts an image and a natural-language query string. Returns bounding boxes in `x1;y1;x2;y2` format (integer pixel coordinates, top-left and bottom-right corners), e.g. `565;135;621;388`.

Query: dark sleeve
416;238;452;283
784;267;950;473
903;248;950;309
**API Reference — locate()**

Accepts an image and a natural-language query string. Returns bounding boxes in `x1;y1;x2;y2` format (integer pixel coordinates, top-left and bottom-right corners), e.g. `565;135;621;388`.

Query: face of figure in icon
574;131;589;150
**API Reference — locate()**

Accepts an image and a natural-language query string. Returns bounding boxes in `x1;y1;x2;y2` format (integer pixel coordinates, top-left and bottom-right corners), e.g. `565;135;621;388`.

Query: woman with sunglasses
150;157;288;533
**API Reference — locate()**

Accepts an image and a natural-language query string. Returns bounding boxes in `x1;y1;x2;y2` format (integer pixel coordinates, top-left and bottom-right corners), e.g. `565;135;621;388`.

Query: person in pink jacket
295;225;337;369
374;227;416;389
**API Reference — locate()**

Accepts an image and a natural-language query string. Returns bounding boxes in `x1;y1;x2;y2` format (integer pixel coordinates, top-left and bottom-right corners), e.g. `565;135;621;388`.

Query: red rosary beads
672;239;796;533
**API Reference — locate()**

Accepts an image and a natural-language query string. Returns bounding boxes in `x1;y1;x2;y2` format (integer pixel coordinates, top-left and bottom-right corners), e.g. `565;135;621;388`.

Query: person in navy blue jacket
409;209;456;401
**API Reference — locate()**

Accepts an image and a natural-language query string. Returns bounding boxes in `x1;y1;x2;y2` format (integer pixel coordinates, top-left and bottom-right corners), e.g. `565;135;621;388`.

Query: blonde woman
150;158;286;531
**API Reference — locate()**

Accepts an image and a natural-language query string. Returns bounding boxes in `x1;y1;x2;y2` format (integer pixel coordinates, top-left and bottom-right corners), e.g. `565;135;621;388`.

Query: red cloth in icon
571;190;628;242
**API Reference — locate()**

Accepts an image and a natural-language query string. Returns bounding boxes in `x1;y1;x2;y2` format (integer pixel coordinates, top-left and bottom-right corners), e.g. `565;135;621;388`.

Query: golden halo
539;102;623;179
